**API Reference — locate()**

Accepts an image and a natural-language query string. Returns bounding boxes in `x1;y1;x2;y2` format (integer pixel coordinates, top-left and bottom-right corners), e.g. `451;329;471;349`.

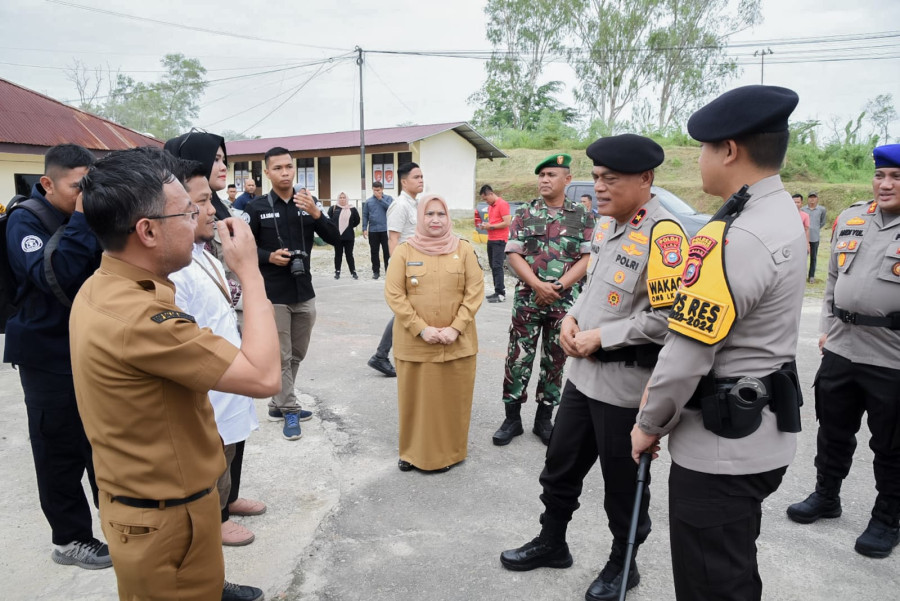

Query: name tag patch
407;261;424;266
669;291;727;339
647;275;682;307
150;310;196;324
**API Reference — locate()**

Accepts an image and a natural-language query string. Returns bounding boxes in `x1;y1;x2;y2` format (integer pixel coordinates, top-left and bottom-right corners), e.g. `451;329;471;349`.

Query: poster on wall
373;163;383;186
296;170;306;189
306;167;316;190
383;161;395;189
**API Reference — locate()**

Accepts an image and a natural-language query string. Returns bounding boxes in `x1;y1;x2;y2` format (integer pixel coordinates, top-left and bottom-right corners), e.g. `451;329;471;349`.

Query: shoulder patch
647;220;688;308
150;310;196;324
21;235;43;253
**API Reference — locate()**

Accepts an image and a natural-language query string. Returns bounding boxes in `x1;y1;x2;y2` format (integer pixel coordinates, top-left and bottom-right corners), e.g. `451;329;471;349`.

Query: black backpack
0;195;71;333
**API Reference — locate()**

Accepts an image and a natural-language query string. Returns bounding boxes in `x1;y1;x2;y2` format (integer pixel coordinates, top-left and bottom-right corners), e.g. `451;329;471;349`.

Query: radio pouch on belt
770;360;803;433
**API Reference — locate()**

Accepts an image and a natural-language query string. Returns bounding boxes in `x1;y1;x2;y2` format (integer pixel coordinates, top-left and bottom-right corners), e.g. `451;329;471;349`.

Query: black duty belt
685;375;774;410
832;305;900;330
592;343;661;368
111;488;211;510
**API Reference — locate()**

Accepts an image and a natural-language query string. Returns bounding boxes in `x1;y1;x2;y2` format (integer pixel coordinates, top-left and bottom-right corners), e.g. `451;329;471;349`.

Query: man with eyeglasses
70;147;280;600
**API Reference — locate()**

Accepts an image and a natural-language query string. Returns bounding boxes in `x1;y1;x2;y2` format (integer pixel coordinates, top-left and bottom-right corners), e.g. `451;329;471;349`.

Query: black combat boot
492;403;524;446
500;512;573;571
533;402;554;446
786;476;842;524
855;498;900;558
585;542;640;601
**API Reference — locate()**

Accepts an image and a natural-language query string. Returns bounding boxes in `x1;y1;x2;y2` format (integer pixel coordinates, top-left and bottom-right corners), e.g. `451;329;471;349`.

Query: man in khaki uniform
500;135;688;601
70;147;280;601
786;143;900;558
632;85;806;601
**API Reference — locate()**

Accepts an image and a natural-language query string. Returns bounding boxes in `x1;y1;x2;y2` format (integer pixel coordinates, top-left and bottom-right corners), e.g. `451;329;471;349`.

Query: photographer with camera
245;147;340;441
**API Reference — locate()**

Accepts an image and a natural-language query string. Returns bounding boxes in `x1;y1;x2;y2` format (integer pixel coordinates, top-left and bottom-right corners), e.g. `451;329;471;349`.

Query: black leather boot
500;512;573;571
533;402;553;446
855;498;900;558
787;477;842;524
585;542;640;601
492;403;524;446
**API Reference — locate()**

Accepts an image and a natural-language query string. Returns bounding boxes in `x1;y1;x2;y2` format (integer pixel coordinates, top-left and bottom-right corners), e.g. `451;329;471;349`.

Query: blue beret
688;85;799;143
874;144;900;168
585;134;664;173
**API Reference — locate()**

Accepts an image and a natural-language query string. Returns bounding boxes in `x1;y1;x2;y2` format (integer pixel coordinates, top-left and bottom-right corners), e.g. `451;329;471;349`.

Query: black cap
688;85;799;143
585;134;664;173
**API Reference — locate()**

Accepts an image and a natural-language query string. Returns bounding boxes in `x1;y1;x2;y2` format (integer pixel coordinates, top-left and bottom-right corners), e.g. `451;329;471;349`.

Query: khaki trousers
269;299;316;413
100;489;224;600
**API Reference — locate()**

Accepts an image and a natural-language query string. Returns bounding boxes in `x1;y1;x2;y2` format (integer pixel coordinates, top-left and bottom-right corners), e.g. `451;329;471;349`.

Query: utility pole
753;48;773;85
356;47;366;209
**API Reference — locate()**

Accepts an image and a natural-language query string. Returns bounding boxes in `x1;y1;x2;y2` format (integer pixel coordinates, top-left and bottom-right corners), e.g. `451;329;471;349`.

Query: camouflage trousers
502;290;571;406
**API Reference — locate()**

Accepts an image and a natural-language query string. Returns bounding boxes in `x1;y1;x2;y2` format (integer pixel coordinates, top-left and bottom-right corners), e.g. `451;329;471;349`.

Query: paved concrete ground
2;243;898;600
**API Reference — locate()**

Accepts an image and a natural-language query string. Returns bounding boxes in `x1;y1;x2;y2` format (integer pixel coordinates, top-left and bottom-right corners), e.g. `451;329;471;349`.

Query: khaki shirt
821;201;900;368
638;175;807;475
385;240;484;362
567;197;682;407
70;255;239;499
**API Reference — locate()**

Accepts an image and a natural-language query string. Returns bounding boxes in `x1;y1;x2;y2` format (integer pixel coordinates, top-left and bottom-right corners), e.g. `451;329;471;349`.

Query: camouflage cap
534;153;572;175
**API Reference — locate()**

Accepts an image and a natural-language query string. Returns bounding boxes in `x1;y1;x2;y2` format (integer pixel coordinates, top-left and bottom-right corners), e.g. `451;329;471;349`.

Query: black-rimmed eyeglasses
127;206;200;233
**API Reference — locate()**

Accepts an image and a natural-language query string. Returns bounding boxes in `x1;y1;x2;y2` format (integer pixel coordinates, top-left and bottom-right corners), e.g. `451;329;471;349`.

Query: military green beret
534;153;572;175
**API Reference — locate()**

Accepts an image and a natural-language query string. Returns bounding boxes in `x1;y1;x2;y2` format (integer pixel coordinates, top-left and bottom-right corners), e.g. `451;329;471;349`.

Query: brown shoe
228;498;267;516
221;520;255;546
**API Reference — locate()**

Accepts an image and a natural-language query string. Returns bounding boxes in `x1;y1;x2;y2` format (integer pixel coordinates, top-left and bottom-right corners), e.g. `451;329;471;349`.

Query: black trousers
486;240;506;296
539;381;651;549
814;350;900;518
20;367;98;545
808;240;820;279
221;440;246;522
334;238;356;274
669;462;786;601
368;231;389;275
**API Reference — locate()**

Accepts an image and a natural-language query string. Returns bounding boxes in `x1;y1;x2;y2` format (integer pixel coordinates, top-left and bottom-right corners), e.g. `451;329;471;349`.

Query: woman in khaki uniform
385;194;484;472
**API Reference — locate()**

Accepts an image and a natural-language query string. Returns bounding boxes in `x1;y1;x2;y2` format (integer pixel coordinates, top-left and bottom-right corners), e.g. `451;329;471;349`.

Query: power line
44;0;350;52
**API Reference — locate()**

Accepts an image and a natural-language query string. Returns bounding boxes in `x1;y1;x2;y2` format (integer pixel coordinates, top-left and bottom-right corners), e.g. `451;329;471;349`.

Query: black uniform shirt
245;191;340;304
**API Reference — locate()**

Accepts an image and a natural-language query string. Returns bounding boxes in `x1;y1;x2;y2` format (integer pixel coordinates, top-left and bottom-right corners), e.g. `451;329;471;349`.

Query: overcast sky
1;0;897;141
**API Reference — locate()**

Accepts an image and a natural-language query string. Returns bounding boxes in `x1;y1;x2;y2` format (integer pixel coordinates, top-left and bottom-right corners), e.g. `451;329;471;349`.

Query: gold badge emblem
607;291;621;307
838;253;846;267
621;243;644;256
556;155;564;165
628;231;649;245
845;217;866;226
848;240;858;250
893;262;900;277
614;270;626;284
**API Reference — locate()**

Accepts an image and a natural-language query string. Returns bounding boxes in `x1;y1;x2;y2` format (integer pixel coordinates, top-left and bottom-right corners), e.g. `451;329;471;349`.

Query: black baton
619;453;651;601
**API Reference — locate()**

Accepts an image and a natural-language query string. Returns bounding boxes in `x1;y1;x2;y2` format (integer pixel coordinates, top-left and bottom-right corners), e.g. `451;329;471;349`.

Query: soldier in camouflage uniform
493;153;594;446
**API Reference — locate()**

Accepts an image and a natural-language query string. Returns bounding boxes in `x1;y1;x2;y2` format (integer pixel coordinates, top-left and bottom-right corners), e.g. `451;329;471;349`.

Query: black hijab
164;131;232;220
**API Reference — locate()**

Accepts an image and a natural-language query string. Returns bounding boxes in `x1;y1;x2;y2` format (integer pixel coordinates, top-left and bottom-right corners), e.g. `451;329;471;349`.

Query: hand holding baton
619;453;652;601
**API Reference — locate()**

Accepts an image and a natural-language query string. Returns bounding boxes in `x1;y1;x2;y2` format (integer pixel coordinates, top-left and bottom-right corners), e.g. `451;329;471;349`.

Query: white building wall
0;153;45;203
418;130;477;211
330;154;362;204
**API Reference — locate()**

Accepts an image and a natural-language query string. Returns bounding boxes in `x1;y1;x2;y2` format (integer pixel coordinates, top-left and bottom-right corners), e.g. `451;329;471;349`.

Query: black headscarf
164;131;232;220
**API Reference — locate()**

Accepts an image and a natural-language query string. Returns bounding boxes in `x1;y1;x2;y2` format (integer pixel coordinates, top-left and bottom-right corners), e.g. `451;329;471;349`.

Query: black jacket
327;205;361;241
245;191;340;304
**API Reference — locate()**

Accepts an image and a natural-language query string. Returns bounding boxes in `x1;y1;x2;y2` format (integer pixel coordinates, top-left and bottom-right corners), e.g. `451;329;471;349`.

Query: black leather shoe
368;355;396;377
222;581;264;601
398;459;414;472
585;562;639;601
492;418;524;446
855;518;900;558
787;491;842;524
500;538;573;571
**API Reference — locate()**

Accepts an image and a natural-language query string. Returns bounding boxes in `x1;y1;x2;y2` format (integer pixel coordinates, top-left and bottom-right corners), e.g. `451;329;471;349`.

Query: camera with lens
288;250;308;278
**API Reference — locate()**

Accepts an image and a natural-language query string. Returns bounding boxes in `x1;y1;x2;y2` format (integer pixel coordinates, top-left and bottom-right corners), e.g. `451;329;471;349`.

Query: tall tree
66;53;207;139
649;0;761;131
864;94;897;144
469;0;574;131
567;0;663;132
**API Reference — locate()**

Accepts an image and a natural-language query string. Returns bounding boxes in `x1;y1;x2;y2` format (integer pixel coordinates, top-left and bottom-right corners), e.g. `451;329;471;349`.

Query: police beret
534;153;572;174
585;134;664;173
687;85;799;143
874;144;900;168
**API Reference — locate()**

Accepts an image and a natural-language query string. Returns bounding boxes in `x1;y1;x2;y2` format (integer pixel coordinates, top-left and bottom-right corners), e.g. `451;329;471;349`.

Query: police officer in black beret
501;134;689;600
632;85;806;601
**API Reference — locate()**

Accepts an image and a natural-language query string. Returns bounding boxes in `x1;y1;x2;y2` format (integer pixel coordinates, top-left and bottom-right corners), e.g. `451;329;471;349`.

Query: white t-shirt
386;191;418;243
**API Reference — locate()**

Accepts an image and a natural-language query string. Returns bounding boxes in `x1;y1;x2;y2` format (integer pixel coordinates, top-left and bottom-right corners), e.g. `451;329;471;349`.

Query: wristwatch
552;281;565;292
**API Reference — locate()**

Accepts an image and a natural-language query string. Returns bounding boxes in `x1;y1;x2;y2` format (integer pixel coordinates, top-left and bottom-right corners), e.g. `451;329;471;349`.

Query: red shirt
487;197;511;241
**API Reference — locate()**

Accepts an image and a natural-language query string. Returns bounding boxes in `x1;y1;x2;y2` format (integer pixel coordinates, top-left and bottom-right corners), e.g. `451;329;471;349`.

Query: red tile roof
226;122;506;160
0;78;162;151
